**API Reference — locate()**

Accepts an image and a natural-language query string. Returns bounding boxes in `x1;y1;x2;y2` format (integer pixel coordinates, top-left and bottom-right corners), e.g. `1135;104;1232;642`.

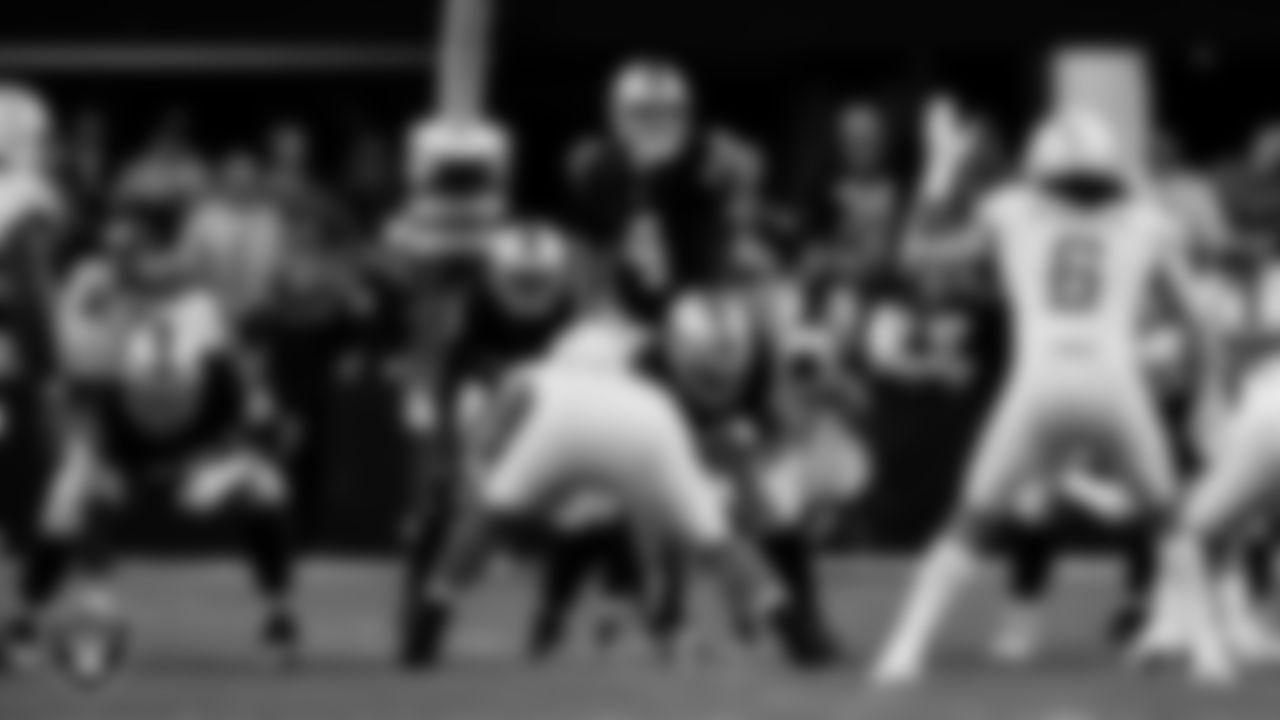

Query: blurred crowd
28;54;1280;548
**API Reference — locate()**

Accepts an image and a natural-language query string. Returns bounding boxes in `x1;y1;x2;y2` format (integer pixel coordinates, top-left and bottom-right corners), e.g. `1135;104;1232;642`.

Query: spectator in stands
565;58;764;319
176;150;288;322
115;111;208;237
62;110;109;201
58;109;111;266
801;102;903;280
264;121;348;247
1219;124;1280;256
342;125;397;233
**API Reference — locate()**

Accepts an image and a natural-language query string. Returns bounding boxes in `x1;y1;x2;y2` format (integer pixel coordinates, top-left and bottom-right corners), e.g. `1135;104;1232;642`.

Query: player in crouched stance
41;222;298;683
870;109;1214;686
403;290;826;667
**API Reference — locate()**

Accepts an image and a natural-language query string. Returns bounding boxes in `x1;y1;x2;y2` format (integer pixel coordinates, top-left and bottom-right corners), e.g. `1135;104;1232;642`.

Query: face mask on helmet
1024;109;1131;204
609;61;693;168
662;293;755;384
485;224;572;314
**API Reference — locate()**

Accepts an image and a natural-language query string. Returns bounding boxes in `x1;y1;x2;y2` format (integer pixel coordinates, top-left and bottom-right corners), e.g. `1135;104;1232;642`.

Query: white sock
874;534;975;679
1168;537;1235;681
1217;560;1279;658
1137;536;1191;652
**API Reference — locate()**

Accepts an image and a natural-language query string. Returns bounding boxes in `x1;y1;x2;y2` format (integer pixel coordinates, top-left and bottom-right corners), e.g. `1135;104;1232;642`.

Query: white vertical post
435;0;496;120
1050;44;1153;170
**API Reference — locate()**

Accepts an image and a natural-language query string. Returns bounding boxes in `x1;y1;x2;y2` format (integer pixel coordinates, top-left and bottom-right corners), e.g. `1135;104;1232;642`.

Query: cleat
990;616;1041;666
261;612;302;669
400;597;451;669
51;613;129;689
1;616;41;672
869;655;921;688
1107;601;1146;647
769;606;843;669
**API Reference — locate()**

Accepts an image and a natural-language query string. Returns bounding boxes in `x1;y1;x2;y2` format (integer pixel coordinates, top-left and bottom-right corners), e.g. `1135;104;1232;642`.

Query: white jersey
981;184;1182;367
56;259;232;388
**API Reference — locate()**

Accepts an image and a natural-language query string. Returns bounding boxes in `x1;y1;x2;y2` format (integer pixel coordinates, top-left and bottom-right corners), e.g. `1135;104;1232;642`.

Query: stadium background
0;0;1274;552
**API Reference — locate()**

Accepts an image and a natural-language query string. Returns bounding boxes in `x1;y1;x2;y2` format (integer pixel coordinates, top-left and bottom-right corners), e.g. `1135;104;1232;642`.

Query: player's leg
755;442;848;663
648;405;839;667
1;409;74;669
1113;385;1199;645
180;445;299;663
591;518;652;649
990;480;1058;664
39;430;129;684
871;387;1038;684
409;373;555;666
526;524;594;659
1121;383;1243;682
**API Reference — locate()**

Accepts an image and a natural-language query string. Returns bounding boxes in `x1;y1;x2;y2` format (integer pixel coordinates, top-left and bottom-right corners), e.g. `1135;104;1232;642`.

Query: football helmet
1023;108;1127;182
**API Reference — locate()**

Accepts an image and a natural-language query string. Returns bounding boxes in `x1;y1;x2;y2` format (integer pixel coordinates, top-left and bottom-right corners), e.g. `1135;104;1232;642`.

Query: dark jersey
445;280;579;387
637;337;775;444
60;277;258;473
566;128;760;290
89;353;250;472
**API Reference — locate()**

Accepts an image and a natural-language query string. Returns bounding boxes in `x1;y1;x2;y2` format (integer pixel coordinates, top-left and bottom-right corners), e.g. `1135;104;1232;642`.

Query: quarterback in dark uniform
565;58;764;321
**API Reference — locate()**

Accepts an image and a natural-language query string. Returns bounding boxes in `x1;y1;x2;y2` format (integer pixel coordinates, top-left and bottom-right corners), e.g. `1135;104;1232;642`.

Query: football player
632;288;848;666
870;108;1211;685
402;285;821;668
1134;236;1280;683
0;83;71;672
39;209;297;683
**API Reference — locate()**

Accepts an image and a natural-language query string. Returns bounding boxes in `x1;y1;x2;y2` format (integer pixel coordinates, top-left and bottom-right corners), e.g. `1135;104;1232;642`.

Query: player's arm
1157;219;1234;449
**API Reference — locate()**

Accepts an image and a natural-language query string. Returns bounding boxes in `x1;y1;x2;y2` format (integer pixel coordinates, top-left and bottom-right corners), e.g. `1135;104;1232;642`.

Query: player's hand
920;95;977;202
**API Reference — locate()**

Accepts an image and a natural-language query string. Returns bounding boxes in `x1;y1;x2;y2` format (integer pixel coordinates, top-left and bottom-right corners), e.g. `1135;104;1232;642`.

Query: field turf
1;557;1276;720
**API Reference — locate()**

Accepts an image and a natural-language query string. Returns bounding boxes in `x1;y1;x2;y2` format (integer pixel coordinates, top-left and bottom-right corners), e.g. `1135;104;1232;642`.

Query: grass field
1;557;1277;720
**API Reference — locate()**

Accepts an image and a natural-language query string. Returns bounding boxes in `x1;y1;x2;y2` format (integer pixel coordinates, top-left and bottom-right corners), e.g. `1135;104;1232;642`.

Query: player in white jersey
869;109;1209;685
403;293;796;668
1131;247;1280;683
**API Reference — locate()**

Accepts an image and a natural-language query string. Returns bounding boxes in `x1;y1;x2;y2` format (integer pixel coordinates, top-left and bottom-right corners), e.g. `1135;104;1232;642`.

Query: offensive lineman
401;284;828;667
870;108;1209;685
40;208;297;683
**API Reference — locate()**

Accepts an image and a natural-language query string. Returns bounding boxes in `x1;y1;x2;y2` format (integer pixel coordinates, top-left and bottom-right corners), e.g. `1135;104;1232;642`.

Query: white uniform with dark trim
1182;264;1280;533
474;329;731;546
960;184;1183;513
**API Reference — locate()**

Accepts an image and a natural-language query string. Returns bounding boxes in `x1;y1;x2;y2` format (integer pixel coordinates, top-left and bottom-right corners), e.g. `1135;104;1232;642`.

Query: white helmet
406;115;511;185
0;83;50;171
1024;108;1126;181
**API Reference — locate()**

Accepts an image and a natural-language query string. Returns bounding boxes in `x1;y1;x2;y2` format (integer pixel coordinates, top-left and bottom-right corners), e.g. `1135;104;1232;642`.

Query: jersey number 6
1048;235;1103;312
